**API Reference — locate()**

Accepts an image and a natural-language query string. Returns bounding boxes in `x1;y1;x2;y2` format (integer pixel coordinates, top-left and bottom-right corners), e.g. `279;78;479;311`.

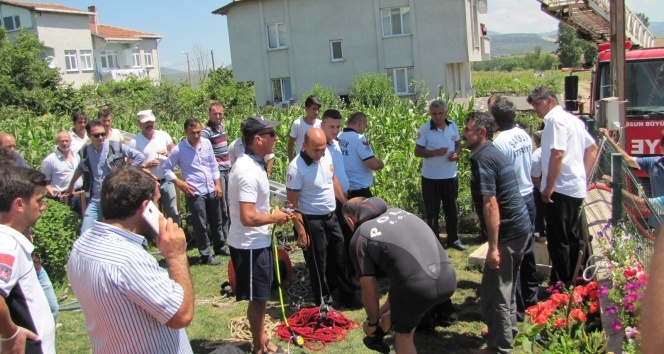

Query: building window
79;50;93;70
386;67;413;95
2;16;20;31
64;50;78;72
272;78;292;102
381;7;411;37
330;40;343;62
144;51;153;67
266;22;287;50
131;49;141;67
100;50;119;69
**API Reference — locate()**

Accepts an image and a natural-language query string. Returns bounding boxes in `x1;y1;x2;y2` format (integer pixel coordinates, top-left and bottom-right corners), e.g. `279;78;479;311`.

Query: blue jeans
37;267;59;320
159;181;180;224
80;201;102;235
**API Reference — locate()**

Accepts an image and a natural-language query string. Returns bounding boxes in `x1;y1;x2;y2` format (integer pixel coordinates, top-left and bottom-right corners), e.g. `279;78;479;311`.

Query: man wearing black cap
228;117;294;354
343;197;457;354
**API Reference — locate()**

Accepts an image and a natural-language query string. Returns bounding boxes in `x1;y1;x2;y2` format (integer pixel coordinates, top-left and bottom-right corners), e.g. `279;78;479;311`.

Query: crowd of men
0;85;603;354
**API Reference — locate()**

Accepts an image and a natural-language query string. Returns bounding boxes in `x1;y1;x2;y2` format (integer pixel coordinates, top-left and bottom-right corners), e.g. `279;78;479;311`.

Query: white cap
137;109;155;123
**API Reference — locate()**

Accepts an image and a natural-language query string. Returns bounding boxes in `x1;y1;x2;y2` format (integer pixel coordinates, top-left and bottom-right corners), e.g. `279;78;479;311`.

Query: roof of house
212;0;253;16
0;0;93;15
91;23;163;41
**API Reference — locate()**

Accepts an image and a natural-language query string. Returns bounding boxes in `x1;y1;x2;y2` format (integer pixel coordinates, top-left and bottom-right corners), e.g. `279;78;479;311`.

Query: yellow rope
228;316;281;341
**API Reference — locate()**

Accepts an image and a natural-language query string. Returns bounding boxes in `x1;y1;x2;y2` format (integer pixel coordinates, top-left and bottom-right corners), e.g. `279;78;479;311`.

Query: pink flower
605;306;618;316
626;327;639;339
598;286;609;299
611;319;622;332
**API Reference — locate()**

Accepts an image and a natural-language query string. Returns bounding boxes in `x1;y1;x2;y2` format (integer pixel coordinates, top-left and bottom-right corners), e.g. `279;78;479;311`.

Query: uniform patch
287;174;292;182
329;164;334;172
451;135;457;142
362;140;371;151
0;254;14;282
416;132;421;139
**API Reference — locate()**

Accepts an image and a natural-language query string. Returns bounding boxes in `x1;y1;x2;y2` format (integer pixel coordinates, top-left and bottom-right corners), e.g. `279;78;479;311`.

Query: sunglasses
91;132;107;138
259;130;276;137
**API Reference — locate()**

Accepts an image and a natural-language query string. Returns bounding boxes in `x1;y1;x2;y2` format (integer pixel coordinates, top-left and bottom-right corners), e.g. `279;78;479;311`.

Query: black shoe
215;246;231;257
203;255;222;265
446;241;468;251
437;311;459;327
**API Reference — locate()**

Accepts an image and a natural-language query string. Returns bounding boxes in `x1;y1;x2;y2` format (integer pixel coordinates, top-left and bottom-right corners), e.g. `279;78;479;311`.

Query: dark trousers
544;192;584;285
533;188;546;235
421;176;459;246
302;213;354;306
516;193;539;321
219;169;230;242
347;187;372;199
188;192;225;257
335;198;357;279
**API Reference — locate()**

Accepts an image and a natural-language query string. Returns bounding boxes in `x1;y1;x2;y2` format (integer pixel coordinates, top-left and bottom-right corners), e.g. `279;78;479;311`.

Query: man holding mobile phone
68;166;194;354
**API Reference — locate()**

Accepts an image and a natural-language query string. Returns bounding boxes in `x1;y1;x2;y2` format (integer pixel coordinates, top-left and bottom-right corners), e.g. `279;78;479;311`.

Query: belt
304;212;335;220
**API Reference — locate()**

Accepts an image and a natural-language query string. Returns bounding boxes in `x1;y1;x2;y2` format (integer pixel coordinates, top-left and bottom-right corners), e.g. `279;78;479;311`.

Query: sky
28;0;664;72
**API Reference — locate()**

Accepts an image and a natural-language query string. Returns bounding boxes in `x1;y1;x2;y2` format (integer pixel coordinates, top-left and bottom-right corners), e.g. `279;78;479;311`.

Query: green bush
31;198;81;285
300;83;343;110
349;72;398;109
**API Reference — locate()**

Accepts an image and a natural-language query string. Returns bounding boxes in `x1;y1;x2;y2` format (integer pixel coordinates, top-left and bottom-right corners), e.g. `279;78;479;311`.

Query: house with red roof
0;1;163;86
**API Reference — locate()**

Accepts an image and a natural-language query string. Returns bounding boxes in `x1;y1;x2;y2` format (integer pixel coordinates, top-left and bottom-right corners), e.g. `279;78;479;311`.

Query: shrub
300;83;343;110
349;72;398;108
31;198;81;285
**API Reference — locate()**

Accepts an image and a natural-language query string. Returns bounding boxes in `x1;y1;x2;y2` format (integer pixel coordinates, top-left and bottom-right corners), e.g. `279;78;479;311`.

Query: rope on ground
275;307;360;351
228;316;281;342
196;296;236;308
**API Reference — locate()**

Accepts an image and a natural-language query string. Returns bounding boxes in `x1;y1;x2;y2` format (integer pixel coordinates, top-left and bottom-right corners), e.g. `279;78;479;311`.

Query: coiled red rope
275;307;360;351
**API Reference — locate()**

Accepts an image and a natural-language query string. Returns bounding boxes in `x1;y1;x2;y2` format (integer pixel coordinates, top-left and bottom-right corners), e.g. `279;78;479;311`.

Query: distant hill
489;33;558;57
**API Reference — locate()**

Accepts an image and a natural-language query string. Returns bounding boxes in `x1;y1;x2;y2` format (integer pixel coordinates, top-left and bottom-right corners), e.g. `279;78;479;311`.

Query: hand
214;185;222;199
541;187;554;203
437;147;449;156
45;186;60;198
272;206;294;226
599;128;609;137
145;159;160;168
448;152;459;162
0;327;41;354
155;216;186;259
156;150;169;157
296;232;310;250
363;321;378;337
487;247;500;269
176;180;196;197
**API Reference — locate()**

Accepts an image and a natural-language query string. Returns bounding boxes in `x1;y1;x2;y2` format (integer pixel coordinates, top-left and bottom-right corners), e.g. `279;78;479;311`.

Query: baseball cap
242;116;281;137
137;109;155;123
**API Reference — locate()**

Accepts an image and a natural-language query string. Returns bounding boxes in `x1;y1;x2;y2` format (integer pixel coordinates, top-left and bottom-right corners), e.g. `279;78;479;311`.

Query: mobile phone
142;201;162;236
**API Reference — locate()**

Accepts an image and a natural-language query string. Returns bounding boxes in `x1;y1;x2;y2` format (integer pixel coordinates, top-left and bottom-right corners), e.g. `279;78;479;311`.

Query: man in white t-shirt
338;111;384;199
228;116;293;354
527;86;598;285
490;96;538;322
129;109;179;223
69;111;88;154
0;167;55;354
287;96;321;162
98;108;125;143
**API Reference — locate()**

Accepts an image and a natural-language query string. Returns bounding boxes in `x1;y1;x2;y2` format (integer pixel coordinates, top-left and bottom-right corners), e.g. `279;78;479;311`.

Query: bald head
0;133;16;152
302;128;328;162
56;131;71;153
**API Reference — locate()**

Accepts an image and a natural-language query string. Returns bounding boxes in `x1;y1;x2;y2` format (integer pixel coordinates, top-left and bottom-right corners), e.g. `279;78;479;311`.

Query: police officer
287;128;359;308
343;197;457;354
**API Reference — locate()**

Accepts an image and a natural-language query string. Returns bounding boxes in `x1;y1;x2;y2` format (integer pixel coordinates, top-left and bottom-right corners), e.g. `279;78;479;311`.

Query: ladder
538;0;655;48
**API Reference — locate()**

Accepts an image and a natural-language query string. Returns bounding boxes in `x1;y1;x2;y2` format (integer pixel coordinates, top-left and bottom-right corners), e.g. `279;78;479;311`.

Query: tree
636;12;650;27
0;28;62;114
192;42;210;85
557;22;583;68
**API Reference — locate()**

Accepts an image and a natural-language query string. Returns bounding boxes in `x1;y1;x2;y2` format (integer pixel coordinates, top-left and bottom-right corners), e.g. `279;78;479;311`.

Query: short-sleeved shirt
286;151;336;215
415;120;460;179
228;138;275;166
0;224;56;354
289;117;321;157
107;128;125;143
69;130;88;155
338;128;376;190
350;208;452;285
470;141;530;241
129;130;174;180
493;126;534;197
328;140;349;193
531;147;542;180
41;148;82;191
540;106;595;198
228;153;272;249
636;156;664;227
67;222;192;354
201;123;231;171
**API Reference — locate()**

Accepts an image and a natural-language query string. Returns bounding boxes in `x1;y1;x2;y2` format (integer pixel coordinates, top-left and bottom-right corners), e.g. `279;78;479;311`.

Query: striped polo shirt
67;221;193;354
202;121;231;171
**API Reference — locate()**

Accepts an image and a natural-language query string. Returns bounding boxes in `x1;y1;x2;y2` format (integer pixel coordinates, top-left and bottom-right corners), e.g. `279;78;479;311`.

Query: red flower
624;267;638;279
554;318;567;328
639;273;649;285
569;308;587;323
589;300;600;314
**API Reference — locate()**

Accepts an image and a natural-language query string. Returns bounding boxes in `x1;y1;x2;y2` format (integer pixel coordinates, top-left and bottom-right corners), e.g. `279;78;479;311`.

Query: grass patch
56;233;493;353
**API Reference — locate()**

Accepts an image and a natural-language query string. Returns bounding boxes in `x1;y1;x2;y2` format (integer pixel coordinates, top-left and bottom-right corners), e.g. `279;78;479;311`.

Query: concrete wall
33;11;96;87
225;0;484;107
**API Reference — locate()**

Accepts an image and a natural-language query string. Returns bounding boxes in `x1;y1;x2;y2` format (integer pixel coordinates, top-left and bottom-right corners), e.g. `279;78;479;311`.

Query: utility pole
211;50;216;71
182;51;192;86
610;0;626;144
